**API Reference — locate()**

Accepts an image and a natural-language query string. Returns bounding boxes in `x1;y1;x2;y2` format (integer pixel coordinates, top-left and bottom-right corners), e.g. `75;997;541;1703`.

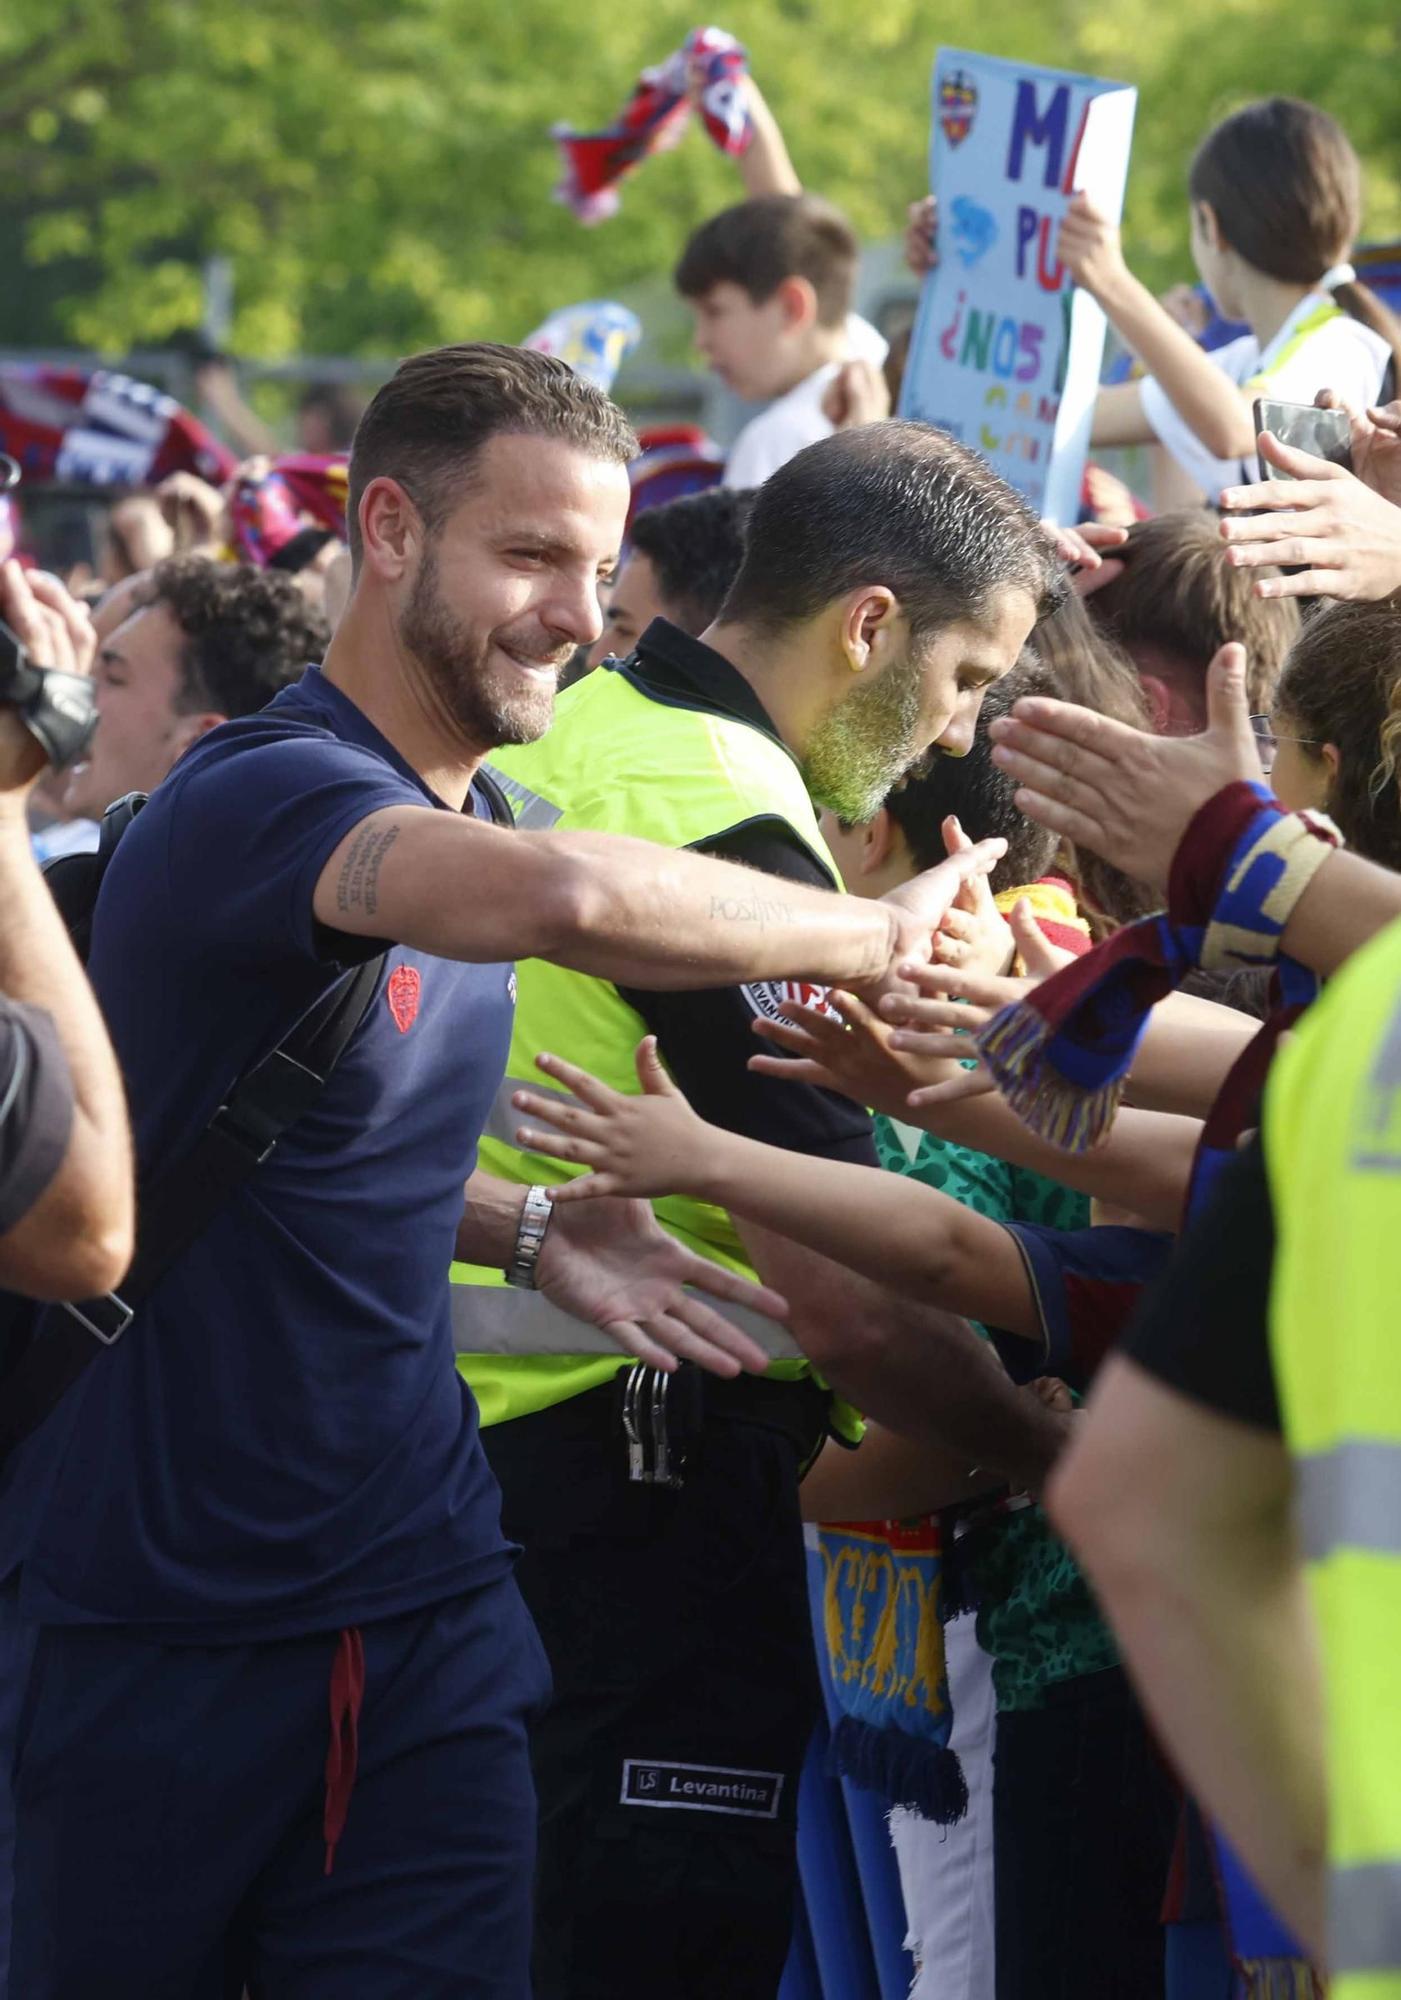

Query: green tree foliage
3;0;1399;361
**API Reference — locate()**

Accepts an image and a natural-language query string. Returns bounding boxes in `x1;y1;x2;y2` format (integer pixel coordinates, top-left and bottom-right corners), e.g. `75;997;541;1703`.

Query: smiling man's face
397;432;630;754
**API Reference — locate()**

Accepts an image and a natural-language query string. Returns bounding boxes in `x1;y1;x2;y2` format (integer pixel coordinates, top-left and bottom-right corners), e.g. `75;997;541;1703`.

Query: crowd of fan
3;51;1401;2000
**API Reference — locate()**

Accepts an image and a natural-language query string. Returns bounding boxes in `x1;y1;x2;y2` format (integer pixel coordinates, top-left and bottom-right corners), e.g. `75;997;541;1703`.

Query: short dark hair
346;342;638;568
147;556;329;718
1276;595;1401;870
719;422;1061;641
674;195;858;328
881;660;1060;894
1087;510;1299;715
627;488;755;635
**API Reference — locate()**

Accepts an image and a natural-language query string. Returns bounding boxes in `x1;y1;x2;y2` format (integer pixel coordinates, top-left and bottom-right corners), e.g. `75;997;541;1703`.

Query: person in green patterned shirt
804;680;1182;2000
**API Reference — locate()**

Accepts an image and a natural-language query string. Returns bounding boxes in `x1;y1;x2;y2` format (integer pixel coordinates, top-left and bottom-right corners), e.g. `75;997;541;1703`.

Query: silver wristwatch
505;1184;555;1289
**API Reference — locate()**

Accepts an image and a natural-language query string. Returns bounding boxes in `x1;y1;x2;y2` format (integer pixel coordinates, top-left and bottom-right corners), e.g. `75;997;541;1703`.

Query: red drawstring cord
323;1626;365;1876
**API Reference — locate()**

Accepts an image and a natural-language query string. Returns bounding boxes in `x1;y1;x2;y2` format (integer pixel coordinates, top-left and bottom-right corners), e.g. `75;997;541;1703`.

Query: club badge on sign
938;70;978;147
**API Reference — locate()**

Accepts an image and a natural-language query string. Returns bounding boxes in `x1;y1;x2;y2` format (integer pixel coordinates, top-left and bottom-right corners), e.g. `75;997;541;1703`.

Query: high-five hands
866;834;1007;1005
531;1176;781;1379
748;902;1068;1113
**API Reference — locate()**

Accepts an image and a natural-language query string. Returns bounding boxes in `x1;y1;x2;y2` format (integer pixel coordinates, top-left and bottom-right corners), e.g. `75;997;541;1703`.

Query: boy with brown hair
675;192;874;486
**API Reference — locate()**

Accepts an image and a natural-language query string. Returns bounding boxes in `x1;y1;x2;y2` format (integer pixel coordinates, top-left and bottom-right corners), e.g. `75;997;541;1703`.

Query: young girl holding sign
1071;96;1401;503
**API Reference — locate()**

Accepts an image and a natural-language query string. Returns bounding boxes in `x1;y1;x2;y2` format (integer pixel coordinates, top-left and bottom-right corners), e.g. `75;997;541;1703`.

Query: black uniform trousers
483;1369;829;2000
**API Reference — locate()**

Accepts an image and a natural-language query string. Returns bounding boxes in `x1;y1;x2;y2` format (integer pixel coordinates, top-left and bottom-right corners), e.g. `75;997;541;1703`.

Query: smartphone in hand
1253;397;1353;480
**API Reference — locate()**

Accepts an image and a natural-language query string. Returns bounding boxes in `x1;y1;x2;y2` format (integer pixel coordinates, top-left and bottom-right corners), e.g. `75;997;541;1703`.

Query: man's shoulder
159;700;414;831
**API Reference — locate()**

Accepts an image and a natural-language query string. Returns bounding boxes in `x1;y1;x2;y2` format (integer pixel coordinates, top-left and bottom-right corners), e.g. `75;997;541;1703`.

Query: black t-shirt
1120;1133;1281;1433
0;998;73;1238
616;622;877;1171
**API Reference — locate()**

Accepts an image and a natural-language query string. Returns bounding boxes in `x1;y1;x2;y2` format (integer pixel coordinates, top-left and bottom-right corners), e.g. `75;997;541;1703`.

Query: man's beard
800;648;929;823
400;544;567;750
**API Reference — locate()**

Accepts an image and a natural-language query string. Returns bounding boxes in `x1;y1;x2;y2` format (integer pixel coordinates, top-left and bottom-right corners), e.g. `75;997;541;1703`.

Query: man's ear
774;274;819;334
357;477;421;583
839;586;898;673
859;806;899;878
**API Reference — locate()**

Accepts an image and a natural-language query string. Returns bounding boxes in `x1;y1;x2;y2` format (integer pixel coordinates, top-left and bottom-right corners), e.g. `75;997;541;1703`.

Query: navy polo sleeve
987;1222;1176;1393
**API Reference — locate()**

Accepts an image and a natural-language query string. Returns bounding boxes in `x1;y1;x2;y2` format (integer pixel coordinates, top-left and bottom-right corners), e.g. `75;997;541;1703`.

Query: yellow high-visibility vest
450;657;857;1435
1266;913;1401;1997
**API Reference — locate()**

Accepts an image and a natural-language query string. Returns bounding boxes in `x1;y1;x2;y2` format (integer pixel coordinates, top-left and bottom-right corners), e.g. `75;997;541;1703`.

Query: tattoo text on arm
708;890;796;933
336;821;400;918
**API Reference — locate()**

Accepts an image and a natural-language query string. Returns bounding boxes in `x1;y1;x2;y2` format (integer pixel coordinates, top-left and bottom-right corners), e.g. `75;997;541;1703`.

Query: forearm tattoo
708;890;796;932
336;821;399;918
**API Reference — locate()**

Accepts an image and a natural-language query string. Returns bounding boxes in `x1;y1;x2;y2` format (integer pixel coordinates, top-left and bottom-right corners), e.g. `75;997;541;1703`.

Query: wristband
505;1185;555;1290
973;782;1341;1154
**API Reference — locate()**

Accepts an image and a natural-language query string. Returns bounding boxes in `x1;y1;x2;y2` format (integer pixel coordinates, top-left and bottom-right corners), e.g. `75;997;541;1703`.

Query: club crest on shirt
386;964;421;1033
740;978;840;1026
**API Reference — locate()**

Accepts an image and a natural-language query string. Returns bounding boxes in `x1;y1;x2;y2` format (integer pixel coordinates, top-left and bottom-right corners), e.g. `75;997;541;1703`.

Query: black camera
0;453;98;771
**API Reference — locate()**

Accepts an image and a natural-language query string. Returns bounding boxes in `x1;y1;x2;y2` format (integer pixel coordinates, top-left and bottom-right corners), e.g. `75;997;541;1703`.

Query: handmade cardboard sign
899;49;1137;522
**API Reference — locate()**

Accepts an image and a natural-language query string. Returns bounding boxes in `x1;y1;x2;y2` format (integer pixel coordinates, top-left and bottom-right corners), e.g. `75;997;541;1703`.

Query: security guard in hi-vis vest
453;425;1060;1999
1266;921;1401;1997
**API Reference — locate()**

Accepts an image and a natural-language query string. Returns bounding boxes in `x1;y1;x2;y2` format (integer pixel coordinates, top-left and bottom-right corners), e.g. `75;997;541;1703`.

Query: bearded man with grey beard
452;419;1065;2000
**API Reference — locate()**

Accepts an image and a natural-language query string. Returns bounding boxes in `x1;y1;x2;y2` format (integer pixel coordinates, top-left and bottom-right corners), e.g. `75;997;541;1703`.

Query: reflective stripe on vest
1298;1442;1401;1563
1331;1860;1401;1980
481;767;564;831
450;1281;801;1362
453;662;842;1384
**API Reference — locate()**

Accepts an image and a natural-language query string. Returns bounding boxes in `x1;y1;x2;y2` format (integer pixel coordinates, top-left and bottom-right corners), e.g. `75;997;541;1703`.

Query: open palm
536;1194;783;1378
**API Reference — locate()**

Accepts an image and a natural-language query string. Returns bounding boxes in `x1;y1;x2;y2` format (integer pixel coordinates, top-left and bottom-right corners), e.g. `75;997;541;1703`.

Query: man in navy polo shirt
0;344;1001;2000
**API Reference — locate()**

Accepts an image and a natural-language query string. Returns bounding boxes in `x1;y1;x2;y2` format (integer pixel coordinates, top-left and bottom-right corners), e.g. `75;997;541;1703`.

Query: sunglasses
1249;714;1319;775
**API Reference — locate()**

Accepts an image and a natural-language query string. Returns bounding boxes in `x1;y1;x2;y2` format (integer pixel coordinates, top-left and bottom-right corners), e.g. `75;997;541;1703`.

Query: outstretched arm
799;1415;1039;1521
0;565;133;1300
512;1040;1040;1339
314;804;1005;996
747;984;1204;1228
1062;196;1259;463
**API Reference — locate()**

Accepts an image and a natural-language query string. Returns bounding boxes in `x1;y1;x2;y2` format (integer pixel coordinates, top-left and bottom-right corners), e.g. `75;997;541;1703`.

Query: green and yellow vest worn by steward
1266;913;1401;1999
451;651;858;1436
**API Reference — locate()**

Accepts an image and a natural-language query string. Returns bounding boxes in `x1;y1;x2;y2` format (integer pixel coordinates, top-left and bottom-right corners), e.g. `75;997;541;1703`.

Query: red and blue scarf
0;365;234;489
552;26;752;224
976;781;1339;1995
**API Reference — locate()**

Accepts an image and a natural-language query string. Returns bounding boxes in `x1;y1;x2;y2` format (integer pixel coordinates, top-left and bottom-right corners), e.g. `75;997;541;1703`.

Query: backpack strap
473;764;516;829
0;950;386;1463
41;791;148;962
